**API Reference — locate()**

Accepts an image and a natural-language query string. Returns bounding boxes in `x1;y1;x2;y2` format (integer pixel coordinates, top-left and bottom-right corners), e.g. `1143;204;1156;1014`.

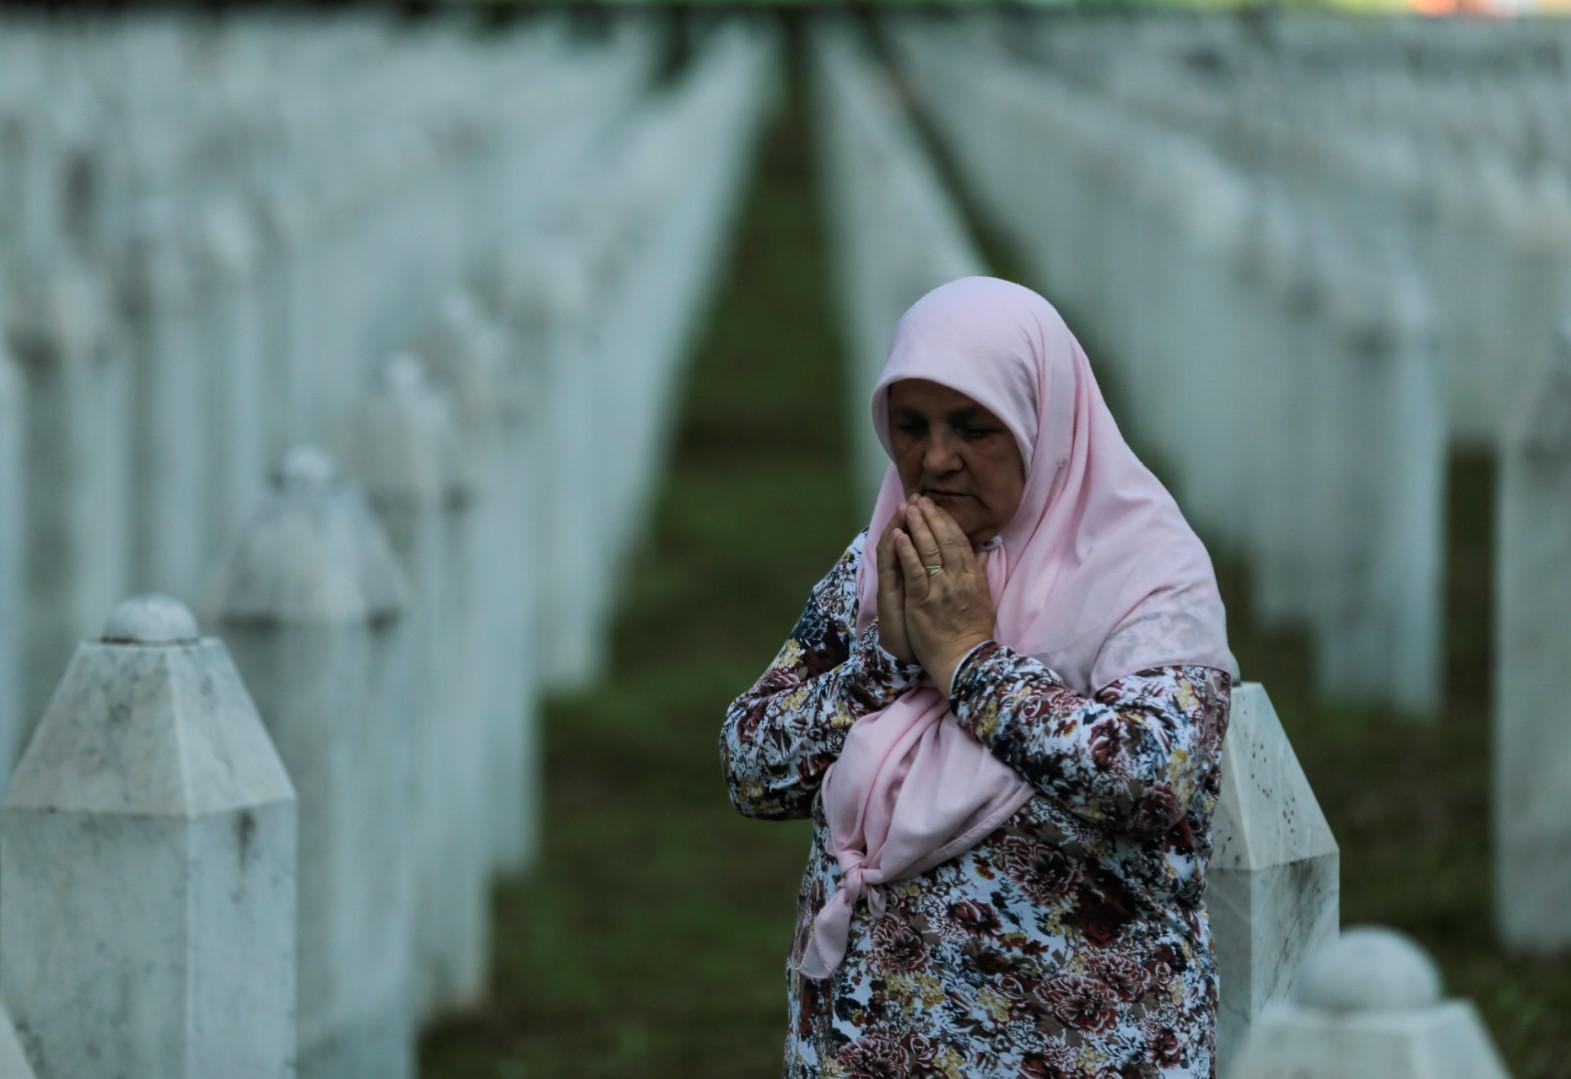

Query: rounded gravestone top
440;288;482;330
382;351;430;396
273;444;339;494
1295;926;1442;1012
102;593;200;644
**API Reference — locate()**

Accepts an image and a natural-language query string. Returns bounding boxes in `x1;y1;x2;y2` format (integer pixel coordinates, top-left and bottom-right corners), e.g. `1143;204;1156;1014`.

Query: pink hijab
796;277;1238;981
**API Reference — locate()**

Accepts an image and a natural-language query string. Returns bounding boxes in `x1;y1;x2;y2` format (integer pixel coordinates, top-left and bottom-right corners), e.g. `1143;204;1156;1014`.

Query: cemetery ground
421;46;1571;1079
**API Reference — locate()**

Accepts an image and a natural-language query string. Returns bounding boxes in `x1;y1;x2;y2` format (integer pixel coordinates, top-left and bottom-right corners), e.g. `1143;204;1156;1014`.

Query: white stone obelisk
423;290;536;875
1495;320;1571;953
211;448;415;1079
119;200;207;599
1230;927;1509;1078
1312;254;1444;715
199;194;268;555
526;239;611;693
5;262;125;748
346;354;486;1018
1207;682;1340;1075
0;595;297;1079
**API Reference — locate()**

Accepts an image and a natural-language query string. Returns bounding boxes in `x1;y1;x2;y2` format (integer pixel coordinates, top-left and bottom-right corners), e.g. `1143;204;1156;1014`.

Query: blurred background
1;3;1569;1078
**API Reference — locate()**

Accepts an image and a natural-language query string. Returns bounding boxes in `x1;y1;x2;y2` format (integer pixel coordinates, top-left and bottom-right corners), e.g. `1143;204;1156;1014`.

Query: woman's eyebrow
947;408;992;424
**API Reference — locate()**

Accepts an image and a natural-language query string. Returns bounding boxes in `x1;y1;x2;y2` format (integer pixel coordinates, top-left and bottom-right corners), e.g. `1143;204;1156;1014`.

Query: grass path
421;37;856;1078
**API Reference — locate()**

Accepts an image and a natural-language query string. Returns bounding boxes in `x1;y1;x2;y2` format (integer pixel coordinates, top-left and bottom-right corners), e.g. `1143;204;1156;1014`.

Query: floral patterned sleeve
721;530;924;821
948;642;1231;838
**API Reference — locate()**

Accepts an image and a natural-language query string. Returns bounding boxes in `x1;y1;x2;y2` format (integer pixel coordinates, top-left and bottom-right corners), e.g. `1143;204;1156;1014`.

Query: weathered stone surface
1207;682;1340;1076
1495;320;1571;953
1;595;296;1079
211;448;415;1079
1231;927;1509;1078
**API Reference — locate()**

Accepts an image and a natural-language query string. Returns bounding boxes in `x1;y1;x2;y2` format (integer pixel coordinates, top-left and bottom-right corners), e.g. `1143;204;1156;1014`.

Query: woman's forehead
887;378;1001;420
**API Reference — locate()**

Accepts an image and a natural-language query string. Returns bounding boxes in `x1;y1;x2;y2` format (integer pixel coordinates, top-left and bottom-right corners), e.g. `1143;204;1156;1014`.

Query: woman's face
887;379;1026;548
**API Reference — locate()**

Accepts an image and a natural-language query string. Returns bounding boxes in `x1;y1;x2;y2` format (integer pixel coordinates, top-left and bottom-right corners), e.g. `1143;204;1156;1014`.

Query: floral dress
719;530;1232;1079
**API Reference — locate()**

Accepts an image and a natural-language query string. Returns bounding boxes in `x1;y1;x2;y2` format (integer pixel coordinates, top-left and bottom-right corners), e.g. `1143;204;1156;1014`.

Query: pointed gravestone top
1211;683;1338;869
384;351;430;396
120;196;195;315
1177;153;1250;251
2;259;104;364
1510;167;1571;252
1295;926;1442;1011
1234;191;1295;290
3;598;294;818
211;447;407;624
103;593;200;644
347;353;462;504
274;443;338;493
1329;249;1430;357
1281;224;1340;322
199;194;259;280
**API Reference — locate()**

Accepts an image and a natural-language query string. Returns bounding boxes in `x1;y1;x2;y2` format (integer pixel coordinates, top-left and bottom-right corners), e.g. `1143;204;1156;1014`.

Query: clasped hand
876;495;996;693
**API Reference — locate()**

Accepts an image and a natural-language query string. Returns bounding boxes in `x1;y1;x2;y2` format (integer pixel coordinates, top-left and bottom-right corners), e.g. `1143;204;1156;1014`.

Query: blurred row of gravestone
0;5;1553;1076
891;4;1571;970
0;11;780;1078
814;18;1553;1077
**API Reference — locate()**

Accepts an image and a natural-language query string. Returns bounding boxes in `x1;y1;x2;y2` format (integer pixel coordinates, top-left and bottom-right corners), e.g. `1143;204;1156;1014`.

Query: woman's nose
922;431;962;475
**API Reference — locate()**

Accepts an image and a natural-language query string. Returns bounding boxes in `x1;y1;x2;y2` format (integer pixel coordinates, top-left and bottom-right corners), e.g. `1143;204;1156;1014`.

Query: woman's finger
920;499;975;572
877;523;902;589
892;529;930;601
903;502;945;569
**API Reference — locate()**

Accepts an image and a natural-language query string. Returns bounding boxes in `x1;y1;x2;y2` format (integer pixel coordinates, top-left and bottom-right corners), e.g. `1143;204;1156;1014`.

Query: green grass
422;33;1571;1079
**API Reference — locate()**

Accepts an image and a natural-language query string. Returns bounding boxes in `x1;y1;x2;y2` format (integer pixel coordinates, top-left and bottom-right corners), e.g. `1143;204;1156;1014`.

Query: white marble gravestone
423;290;537;875
211;448;415;1079
0;341;20;785
1489;169;1571;450
4;262;126;749
245;172;315;463
198;194;268;556
1495;320;1571;953
514;241;610;693
1253;223;1337;633
119;199;207;599
345;354;485;1019
1230;927;1509;1078
1206;682;1340;1075
0;595;296;1079
1312;254;1444;715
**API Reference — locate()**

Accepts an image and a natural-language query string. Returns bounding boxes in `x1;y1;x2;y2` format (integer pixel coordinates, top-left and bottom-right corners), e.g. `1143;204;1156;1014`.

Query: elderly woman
719;278;1238;1078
